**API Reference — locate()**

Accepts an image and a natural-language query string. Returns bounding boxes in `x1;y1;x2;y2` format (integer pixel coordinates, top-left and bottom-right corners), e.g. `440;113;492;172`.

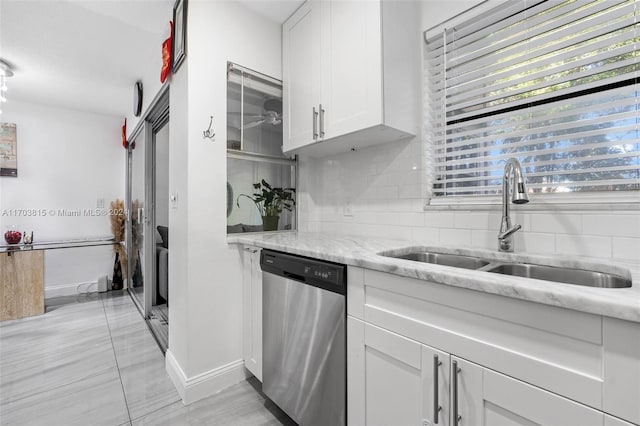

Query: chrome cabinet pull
244;247;258;253
312;107;318;139
452;360;462;426
433;354;442;424
319;104;325;137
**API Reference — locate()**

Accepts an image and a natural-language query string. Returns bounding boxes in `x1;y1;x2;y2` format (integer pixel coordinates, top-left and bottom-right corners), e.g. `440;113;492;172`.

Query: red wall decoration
161;21;173;83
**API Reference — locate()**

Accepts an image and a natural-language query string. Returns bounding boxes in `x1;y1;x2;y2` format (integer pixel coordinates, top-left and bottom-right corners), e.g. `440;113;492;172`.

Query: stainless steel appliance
261;249;346;426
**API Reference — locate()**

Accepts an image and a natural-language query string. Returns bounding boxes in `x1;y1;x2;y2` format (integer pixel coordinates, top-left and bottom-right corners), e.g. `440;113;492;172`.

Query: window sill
425;192;640;212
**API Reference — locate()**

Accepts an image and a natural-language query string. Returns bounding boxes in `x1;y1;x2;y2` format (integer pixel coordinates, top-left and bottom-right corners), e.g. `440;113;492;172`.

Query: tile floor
0;291;294;426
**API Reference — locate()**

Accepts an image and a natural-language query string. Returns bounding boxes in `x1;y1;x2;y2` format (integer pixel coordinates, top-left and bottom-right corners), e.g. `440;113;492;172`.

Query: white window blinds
425;0;639;200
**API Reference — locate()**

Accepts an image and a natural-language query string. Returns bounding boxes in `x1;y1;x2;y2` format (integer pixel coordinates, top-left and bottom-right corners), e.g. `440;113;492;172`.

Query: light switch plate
170;193;179;209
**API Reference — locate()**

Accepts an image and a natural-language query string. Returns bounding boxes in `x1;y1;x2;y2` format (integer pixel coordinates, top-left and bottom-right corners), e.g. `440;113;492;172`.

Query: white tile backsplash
439;228;472;246
612;237;640;262
555;234;612;258
514;232;556;254
454;212;490;230
298;140;639;264
410;226;439;243
530;213;583;235
470;229;496;249
424;211;454;228
583;214;640;238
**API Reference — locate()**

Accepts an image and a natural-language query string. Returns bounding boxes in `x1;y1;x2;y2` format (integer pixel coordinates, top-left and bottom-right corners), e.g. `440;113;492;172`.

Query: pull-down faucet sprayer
498;158;529;252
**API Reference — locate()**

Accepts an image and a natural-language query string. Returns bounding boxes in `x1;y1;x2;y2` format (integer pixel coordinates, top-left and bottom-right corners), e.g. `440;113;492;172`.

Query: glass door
127;122;151;315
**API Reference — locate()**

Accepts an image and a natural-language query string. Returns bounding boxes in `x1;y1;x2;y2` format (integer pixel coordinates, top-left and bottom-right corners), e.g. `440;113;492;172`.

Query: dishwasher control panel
261;250;346;295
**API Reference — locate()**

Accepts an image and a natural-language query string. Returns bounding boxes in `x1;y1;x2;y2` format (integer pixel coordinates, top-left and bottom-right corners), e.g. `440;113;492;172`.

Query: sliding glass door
127;123;151;315
125;88;170;350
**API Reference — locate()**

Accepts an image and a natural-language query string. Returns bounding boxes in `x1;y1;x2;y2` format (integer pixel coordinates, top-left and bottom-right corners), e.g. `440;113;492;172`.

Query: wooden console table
0;238;117;321
1;250;45;321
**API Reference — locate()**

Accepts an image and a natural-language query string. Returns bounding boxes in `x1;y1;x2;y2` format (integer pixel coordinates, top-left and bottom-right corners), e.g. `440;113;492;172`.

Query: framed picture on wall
0;123;17;177
172;0;187;73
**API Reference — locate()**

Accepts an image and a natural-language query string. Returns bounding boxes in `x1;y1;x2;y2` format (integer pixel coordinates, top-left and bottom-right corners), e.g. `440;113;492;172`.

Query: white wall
0;100;125;293
167;0;281;402
125;8;173;135
297;0;640;270
155;122;170;231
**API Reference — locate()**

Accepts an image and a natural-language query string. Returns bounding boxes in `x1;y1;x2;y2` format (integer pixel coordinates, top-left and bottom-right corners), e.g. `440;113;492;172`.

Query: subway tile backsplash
298;139;640;264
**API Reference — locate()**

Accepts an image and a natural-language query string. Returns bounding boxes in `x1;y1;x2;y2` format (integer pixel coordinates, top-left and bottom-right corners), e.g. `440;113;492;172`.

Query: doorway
126;87;170;352
148;119;169;350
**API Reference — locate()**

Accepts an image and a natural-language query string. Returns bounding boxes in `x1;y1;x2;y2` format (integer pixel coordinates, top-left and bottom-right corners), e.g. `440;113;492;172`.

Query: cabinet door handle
244;247;258;253
312;107;318;139
433;354;442;424
319;104;325;138
452;360;462;426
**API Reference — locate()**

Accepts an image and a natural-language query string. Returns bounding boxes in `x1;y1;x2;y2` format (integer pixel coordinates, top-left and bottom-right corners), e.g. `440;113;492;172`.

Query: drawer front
360;269;604;410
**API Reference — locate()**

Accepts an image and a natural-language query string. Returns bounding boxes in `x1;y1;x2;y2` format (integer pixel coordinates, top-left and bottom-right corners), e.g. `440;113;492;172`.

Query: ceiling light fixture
0;59;14;114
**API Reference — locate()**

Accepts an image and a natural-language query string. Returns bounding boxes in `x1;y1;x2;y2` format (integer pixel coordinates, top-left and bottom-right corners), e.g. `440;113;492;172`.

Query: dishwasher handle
284;271;306;282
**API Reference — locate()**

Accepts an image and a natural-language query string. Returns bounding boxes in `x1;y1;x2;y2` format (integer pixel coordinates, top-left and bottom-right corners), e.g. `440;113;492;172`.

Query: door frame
126;120;154;317
125;84;169;318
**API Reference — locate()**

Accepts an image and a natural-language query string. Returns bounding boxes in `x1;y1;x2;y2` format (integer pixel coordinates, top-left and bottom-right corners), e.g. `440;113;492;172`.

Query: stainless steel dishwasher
261;249;346;426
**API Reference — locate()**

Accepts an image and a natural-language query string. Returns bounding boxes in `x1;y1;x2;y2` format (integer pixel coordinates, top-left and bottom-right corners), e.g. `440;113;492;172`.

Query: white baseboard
165;349;249;405
45;281;99;299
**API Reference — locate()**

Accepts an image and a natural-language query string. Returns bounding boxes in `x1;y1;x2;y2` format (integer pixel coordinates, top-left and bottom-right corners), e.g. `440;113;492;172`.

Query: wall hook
203;116;216;141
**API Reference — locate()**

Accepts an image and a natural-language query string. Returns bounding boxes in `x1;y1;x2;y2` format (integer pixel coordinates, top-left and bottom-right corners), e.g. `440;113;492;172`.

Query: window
226;63;297;233
424;0;639;203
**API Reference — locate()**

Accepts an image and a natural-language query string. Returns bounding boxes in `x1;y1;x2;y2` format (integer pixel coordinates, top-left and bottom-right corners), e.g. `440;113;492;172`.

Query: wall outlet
344;201;353;217
96;198;105;209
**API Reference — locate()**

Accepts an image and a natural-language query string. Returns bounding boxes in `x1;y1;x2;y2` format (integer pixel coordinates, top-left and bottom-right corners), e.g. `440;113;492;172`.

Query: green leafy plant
237;179;295;217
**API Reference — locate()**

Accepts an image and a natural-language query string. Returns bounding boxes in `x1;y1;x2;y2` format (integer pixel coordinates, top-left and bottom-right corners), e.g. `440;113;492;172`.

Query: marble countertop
228;232;640;323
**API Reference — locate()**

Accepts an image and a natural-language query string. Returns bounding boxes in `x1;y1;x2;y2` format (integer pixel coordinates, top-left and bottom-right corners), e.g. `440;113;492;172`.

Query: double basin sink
385;251;632;288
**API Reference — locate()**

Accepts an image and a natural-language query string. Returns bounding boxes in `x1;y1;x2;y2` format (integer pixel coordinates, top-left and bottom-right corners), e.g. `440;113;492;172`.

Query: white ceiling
0;0;300;118
239;0;303;24
0;0;173;117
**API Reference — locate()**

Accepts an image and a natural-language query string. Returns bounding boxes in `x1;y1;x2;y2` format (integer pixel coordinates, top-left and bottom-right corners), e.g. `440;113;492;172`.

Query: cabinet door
242;246;262;381
320;0;382;140
453;356;604;426
282;1;321;152
364;323;422;425
348;319;449;426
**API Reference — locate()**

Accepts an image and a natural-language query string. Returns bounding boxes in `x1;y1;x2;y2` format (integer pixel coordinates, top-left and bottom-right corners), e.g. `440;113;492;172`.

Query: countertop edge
228;233;640;323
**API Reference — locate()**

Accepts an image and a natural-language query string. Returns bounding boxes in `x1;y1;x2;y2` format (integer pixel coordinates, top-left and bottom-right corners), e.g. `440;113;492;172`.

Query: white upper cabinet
282;2;321;151
320;0;382;141
282;0;420;157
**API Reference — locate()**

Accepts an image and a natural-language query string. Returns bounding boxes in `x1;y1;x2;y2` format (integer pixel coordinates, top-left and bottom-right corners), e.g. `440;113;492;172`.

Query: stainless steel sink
390;252;491;270
486;263;632;288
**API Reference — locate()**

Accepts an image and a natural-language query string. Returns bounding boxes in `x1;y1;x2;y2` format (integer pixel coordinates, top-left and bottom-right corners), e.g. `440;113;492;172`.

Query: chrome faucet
498;158;529;252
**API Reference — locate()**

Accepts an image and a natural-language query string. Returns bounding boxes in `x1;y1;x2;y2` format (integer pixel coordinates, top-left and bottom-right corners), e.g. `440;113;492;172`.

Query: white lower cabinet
348;317;450;426
346;267;640;426
453;356;603;426
349;320;606;426
241;246;262;381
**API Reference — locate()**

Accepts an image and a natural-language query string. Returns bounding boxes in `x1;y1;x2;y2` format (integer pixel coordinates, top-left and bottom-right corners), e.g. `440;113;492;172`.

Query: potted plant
236;179;295;231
